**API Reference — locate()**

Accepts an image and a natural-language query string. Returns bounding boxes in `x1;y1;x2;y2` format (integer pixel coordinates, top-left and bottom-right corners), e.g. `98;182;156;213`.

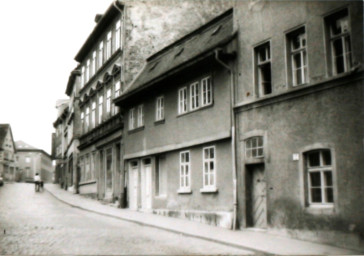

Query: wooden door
141;164;152;210
129;167;138;210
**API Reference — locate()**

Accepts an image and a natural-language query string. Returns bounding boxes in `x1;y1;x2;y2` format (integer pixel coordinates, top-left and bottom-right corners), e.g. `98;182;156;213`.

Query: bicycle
35;181;43;192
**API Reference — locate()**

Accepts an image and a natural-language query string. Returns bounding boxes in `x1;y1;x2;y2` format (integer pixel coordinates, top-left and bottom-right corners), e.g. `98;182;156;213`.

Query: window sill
200;187;218;193
79;180;97;186
177;103;214;118
154;119;165;125
177;188;192;194
305;204;335;215
128;126;145;134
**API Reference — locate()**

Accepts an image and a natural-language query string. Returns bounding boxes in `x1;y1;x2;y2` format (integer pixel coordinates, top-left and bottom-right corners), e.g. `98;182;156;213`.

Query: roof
75;1;124;62
114;8;234;104
0;124;16;152
65;67;81;96
15;140;52;159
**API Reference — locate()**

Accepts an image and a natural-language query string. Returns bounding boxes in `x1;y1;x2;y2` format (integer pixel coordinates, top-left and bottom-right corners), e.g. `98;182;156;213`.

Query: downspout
214;48;238;230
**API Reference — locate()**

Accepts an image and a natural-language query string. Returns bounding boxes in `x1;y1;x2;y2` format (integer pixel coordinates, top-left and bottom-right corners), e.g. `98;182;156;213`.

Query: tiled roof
0;124;10;148
115;8;233;103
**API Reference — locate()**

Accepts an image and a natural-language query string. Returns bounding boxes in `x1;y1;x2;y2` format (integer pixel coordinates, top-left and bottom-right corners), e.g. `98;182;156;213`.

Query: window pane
311;188;322;203
257;148;263;157
333;38;344;56
210;148;214;158
308;152;320;167
210;161;214;171
204;174;208;186
325;188;334;203
322;150;331;166
257;136;263;147
185;153;189;162
324;171;333;186
310;172;321;187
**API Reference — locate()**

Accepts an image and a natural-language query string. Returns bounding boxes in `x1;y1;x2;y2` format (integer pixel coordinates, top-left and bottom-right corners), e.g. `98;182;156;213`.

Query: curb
45;188;272;255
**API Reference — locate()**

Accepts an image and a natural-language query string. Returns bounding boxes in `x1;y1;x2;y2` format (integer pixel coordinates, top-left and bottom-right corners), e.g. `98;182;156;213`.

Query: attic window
211;25;222;36
175;47;184;58
149;61;159;72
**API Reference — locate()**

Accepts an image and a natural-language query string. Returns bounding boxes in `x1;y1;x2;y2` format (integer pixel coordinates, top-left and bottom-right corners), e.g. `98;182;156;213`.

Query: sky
0;0;113;154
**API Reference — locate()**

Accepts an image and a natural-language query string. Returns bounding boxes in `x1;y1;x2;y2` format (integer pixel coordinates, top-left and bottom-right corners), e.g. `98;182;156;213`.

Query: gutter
214;48;238;231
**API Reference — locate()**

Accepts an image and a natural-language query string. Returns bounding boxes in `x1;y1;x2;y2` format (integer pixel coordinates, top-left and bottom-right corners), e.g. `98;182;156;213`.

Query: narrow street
0;183;252;255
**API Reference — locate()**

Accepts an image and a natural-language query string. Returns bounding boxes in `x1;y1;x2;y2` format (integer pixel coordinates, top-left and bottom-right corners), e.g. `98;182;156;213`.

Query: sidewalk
45;184;362;255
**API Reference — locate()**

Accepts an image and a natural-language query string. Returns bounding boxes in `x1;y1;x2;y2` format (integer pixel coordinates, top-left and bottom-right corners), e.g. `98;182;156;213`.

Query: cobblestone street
0;183;252;255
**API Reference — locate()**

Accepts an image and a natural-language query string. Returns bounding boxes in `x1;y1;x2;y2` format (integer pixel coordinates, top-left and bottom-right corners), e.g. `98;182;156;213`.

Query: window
106;89;111;114
255;42;272;96
190;82;199;110
178;87;187;114
81;111;85;133
91;101;96;129
98;41;104;68
179;151;191;191
85;107;90;132
115;20;121;51
245;136;264;158
98;95;103;124
86;59;90;83
92;51;96;77
137;105;144;127
155;155;167;196
106;31;112;60
156;96;164;121
81;66;85;87
326;9;352;75
201;77;212;106
129;108;135;130
287;27;307;86
305;150;334;205
202;146;216;189
114;81;121;97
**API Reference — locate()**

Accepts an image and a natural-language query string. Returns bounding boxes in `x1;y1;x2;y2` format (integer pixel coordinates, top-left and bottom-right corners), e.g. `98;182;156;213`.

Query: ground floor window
305;149;334;205
179;151;190;191
202;146;216;189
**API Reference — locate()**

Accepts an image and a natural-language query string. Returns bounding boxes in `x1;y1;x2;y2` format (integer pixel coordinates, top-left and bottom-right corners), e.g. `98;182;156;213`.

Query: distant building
0;124;17;181
15;141;53;183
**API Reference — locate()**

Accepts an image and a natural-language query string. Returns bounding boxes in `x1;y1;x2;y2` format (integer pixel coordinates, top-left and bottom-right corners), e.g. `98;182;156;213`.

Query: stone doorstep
153;209;233;229
268;228;364;252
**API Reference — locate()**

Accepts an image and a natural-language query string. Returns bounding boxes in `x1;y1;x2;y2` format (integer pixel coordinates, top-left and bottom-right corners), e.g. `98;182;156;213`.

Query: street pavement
0;183;254;255
1;183;362;255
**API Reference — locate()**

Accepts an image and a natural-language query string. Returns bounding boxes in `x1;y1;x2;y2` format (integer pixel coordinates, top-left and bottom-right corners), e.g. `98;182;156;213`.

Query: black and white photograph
0;0;363;255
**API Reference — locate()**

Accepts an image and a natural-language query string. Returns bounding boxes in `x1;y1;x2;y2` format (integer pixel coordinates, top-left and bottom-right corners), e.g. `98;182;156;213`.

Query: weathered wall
123;0;233;84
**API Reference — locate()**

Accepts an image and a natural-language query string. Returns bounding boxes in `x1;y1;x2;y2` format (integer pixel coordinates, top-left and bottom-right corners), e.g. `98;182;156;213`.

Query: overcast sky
0;0;113;154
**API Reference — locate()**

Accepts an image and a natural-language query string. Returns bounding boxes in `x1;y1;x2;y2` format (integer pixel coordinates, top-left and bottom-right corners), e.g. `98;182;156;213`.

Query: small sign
292;153;299;161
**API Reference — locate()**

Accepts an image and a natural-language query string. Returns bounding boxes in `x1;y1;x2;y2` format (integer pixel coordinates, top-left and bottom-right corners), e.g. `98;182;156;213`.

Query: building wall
17;151;53;183
124;63;232;157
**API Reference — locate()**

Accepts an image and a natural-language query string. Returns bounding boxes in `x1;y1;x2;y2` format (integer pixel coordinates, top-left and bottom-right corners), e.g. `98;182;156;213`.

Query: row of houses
0;124;53;183
52;0;364;250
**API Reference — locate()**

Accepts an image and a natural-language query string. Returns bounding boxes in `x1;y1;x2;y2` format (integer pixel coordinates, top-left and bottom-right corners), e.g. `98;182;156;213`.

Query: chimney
95;14;103;23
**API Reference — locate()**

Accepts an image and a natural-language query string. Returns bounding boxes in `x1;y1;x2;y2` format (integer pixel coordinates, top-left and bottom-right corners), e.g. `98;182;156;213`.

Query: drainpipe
214;48;238;230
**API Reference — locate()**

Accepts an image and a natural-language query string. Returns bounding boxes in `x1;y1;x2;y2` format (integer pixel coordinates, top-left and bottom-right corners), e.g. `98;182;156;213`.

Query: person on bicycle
34;173;41;191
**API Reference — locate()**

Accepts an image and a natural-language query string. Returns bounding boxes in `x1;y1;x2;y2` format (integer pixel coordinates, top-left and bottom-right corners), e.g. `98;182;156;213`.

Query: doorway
140;159;152;210
246;164;267;228
129;162;139;210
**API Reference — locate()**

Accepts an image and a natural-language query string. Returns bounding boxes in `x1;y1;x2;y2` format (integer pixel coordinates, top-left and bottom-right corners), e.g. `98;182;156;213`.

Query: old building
114;9;237;228
233;0;363;250
15;141;53;183
53;99;69;187
0;124;17;181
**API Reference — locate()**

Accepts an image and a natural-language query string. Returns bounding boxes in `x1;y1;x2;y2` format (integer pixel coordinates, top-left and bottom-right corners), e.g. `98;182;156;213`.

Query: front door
129;166;139;210
247;164;267;228
105;148;113;198
141;162;152;210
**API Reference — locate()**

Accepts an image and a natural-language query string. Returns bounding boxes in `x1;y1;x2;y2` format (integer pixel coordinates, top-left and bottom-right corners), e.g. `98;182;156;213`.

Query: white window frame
98;95;103;124
288;28;308;86
106;88;111;114
114;81;121;98
190;82;199;110
115;20;121;51
178;151;191;193
98;41;104;68
86;59;90;83
156;96;164;121
245;136;264;159
85;107;90;132
306;150;334;206
91;101;96;129
81;66;85;87
106;31;112;60
255;42;272;96
201;146;216;191
201;76;212;106
326;9;352;75
137;105;144;127
178;87;187;114
92;51;96;77
129;108;135;130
